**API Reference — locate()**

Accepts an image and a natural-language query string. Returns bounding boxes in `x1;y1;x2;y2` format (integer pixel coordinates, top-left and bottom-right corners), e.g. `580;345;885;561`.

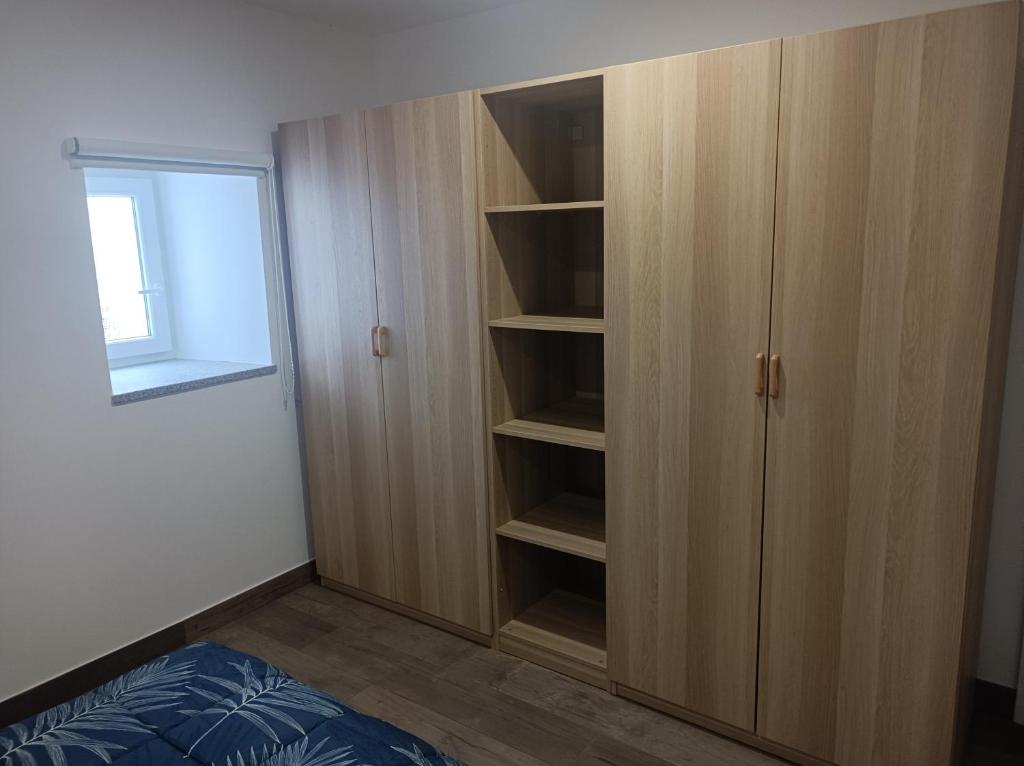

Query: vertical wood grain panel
759;4;1019;763
605;40;780;730
278;114;395;599
366;93;492;635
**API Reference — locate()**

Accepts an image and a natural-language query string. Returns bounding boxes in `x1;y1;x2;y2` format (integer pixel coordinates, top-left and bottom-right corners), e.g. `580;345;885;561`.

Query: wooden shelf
493;398;605;451
488;312;604;334
500;590;607;670
484;201;604;214
496;493;606;561
479;72;603;103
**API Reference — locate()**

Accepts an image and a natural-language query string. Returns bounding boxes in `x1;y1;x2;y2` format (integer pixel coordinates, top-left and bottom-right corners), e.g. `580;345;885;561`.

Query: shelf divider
496;493;606;561
488;313;604;334
484;201;604;214
493;399;605;451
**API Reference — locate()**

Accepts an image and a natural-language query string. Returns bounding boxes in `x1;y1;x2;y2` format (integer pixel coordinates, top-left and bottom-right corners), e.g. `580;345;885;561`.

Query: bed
0;642;463;766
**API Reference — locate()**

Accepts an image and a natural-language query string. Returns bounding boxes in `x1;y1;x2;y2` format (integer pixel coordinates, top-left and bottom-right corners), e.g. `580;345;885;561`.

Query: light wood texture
320;578;491;647
759;4;1020;764
489;436;605;562
755;353;766;397
477;74;603;206
493;409;605;451
767;354;780;399
493;534;607;684
203;584;1008;766
496;492;606;561
500;589;607;670
617;687;833;766
279;114;395;599
365;92;491;636
482;209;604;319
488;313;604;333
485;201;604;214
486;325;605;452
487;328;604;417
478;71;605;99
477;73;609;685
604;40;781;731
497;631;609;691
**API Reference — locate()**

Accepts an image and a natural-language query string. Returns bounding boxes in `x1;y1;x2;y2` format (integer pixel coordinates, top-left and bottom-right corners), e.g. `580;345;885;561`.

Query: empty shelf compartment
489;330;604;449
497;493;605;561
496;540;606;674
479;74;604;207
501;590;607;669
484;208;603;320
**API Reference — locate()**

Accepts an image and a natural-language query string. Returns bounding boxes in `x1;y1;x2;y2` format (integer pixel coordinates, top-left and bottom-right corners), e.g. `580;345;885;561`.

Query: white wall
0;0;368;701
158;172;272;365
369;0;1024;689
370;0;997;103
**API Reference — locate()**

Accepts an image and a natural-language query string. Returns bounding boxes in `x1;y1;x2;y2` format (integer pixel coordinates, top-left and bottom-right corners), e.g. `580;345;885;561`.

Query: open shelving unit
477;71;608;687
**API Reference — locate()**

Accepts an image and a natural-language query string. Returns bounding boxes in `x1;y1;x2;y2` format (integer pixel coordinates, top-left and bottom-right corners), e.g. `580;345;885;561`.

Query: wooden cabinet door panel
279;113;395;599
366;93;492;634
759;4;1018;763
605;40;780;730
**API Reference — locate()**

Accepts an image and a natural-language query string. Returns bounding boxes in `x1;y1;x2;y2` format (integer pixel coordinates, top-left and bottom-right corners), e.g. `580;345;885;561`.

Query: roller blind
63;137;273;176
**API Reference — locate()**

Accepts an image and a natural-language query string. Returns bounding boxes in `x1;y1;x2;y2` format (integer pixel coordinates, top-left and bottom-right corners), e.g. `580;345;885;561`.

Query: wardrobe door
365;93;492;635
605;41;780;729
279;114;395;599
759;4;1018;764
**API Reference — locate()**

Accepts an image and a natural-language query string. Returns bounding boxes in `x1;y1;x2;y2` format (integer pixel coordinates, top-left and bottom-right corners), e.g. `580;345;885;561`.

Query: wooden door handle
370;325;389;358
371;325;381;357
755;353;766;396
768;354;781;399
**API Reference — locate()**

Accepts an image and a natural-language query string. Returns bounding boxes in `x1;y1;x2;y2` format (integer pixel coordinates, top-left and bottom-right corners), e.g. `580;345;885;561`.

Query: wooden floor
204;583;1019;766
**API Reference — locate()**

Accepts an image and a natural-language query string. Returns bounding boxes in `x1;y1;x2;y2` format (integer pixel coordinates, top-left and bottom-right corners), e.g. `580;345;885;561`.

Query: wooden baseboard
319;577;492;646
0;561;316;728
184;561;316;640
615;685;832;766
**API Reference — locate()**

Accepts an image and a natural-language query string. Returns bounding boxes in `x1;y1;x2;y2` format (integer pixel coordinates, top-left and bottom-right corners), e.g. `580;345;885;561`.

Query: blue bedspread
1;642;463;766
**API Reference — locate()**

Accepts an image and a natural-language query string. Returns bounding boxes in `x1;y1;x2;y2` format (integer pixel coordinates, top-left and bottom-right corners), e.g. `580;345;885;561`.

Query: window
85;175;172;361
67;138;287;405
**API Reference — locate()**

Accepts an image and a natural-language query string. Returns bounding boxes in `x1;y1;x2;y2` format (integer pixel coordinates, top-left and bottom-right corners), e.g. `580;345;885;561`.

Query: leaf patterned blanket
1;642;463;766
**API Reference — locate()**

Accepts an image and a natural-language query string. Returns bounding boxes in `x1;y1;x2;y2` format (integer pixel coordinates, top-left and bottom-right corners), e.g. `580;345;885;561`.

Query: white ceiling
240;0;526;36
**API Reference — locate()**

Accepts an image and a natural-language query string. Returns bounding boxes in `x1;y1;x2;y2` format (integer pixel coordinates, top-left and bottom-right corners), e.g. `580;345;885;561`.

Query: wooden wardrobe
279;93;491;639
278;2;1024;764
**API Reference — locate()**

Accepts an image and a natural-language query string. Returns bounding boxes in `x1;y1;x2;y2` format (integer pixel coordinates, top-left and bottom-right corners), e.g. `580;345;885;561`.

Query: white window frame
84;174;174;361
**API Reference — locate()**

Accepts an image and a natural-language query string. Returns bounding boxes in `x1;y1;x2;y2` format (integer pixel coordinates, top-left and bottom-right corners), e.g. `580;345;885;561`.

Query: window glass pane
86;195;152;342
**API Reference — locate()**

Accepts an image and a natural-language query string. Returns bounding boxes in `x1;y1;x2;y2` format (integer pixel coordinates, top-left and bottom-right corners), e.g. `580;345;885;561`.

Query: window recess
64;137;292;405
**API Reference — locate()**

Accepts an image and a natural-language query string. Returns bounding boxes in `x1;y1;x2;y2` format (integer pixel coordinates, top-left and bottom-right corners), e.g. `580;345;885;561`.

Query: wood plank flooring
203;584;1018;766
